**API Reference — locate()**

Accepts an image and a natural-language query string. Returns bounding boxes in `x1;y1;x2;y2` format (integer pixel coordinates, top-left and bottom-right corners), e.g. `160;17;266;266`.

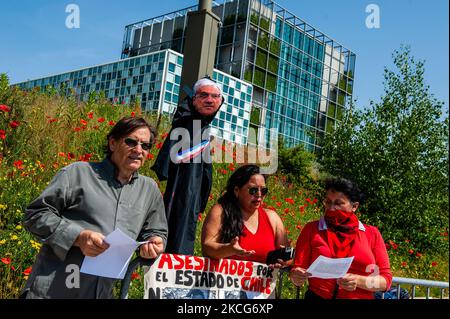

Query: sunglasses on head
248;187;269;196
124;137;152;151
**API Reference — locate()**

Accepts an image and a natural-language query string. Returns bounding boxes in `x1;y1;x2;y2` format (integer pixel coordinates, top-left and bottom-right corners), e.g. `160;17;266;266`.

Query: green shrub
255;51;267;68
319;47;449;255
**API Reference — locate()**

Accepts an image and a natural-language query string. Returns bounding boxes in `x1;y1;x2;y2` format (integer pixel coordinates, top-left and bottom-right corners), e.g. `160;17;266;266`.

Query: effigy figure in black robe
152;78;224;255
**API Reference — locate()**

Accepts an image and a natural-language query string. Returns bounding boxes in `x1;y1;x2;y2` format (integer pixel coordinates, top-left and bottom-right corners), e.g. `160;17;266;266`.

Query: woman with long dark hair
201;165;288;264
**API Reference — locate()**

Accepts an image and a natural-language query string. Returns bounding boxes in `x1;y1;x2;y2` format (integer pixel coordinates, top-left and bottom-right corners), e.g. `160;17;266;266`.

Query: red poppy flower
161;132;169;139
0;130;6;139
401;262;407;267
389;240;398;250
408;249;414;254
131;272;140;280
67;153;75;160
13;160;24;170
73;127;82;132
97;118;105;123
87;112;94;119
80;119;88;126
48;118;57;124
415;252;422;258
131;112;136;117
23;267;32;276
80;154;92;162
431;262;438;267
108;120;116;126
285;198;295;205
198;214;203;222
276;202;282;207
9;121;20;129
1;257;11;265
155;142;163;150
0;104;11;112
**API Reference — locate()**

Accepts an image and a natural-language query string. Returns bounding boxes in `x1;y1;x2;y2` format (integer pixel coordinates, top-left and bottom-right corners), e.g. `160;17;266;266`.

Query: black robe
152;96;220;255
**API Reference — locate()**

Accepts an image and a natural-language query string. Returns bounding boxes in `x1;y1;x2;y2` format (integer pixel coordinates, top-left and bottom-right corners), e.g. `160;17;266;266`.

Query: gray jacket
22;159;168;299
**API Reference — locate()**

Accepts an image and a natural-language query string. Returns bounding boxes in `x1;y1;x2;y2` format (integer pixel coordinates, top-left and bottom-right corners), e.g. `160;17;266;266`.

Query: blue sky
0;0;448;110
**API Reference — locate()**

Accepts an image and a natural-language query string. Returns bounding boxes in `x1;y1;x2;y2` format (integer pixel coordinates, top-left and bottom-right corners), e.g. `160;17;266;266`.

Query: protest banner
144;254;279;299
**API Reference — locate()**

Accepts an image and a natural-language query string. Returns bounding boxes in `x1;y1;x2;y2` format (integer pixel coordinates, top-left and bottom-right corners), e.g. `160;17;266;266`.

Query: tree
278;138;322;192
319;47;449;253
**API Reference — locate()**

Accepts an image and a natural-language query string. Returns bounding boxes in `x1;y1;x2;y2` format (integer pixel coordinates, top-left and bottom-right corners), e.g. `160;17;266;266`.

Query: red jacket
293;217;392;299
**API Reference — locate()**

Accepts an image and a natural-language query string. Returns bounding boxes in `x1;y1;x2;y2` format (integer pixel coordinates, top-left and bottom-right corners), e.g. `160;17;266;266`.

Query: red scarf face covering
324;210;359;258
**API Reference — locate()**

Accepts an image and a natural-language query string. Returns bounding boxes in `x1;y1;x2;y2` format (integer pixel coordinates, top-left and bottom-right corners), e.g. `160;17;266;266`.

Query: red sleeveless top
230;206;276;264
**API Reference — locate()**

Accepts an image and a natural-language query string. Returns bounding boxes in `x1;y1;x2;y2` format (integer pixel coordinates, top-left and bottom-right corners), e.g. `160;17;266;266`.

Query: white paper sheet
306;255;354;279
80;229;147;279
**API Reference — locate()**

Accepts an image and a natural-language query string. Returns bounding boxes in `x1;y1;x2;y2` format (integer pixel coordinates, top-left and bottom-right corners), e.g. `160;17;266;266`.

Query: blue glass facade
122;0;356;151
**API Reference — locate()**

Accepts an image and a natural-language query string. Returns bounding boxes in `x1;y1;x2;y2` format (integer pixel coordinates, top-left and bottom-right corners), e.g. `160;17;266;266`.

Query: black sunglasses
124;137;152;151
248;187;269;196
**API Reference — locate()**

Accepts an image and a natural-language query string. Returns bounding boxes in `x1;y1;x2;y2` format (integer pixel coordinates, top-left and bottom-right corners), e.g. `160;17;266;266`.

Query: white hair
193;78;222;96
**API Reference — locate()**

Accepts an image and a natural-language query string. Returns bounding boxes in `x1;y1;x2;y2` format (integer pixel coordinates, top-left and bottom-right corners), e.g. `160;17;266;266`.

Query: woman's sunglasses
248;187;269;196
124;137;152;151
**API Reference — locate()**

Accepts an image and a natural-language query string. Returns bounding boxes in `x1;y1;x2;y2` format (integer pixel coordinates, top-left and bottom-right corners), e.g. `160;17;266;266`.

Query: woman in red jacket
290;177;392;299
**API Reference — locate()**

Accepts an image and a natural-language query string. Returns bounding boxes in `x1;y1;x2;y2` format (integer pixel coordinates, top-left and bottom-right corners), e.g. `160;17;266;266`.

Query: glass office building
16;0;355;151
16;50;253;145
122;0;356;151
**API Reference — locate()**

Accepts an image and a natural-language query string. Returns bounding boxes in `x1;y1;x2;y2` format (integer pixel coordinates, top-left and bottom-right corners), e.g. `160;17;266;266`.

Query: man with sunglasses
22;117;168;299
152;77;224;255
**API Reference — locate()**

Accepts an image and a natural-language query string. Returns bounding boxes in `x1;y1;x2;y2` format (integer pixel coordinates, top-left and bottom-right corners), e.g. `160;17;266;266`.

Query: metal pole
178;0;221;101
199;0;212;11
